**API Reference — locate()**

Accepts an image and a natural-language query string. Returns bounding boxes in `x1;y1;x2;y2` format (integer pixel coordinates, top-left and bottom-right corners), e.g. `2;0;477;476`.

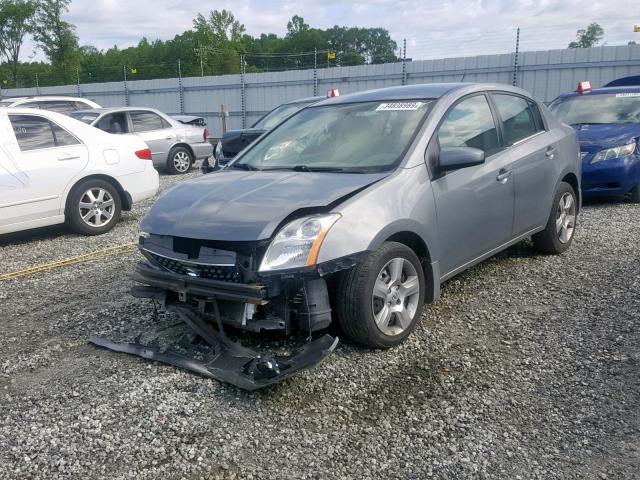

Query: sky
21;0;640;61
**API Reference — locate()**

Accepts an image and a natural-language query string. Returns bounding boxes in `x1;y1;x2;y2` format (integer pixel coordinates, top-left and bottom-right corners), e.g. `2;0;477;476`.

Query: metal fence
2;44;639;137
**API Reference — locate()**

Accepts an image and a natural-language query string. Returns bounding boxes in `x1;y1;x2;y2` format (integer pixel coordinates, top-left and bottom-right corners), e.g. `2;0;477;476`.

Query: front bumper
581;154;640;196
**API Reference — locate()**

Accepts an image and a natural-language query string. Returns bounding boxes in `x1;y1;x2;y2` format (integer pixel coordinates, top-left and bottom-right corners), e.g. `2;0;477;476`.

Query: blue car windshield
233;100;433;172
549;93;640;125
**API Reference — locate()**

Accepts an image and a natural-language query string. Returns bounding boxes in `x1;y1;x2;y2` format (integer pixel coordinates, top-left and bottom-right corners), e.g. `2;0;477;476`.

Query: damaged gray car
92;83;581;390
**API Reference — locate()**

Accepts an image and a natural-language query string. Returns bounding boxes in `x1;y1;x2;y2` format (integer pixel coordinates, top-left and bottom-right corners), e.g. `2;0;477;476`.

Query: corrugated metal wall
3;45;639;137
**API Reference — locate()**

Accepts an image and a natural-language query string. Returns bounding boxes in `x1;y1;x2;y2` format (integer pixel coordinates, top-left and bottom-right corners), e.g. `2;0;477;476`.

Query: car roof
313;83;530;106
554;85;640;100
284;95;325;105
74;106;161;114
1;95;94;102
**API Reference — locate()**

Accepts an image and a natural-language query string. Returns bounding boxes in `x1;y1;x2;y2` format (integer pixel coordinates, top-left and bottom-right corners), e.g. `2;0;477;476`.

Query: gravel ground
0;172;638;479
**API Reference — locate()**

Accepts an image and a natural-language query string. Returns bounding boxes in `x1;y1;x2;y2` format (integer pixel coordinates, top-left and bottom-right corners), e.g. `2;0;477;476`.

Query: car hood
141;170;389;241
573;123;640;149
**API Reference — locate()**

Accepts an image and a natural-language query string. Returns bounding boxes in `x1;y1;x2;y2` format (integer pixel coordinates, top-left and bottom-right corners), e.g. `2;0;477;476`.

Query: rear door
0;113;89;226
491;93;555;235
430;94;515;276
129;110;175;166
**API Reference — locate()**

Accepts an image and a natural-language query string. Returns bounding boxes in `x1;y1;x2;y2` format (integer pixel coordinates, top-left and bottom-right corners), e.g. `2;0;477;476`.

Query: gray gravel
0;175;638;479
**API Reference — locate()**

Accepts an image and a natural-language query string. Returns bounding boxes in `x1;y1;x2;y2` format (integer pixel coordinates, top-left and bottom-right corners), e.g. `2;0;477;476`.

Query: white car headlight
259;214;341;272
591;142;636;163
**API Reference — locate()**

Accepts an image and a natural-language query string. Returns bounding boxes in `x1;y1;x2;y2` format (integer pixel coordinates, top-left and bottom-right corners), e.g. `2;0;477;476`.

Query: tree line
0;1;400;88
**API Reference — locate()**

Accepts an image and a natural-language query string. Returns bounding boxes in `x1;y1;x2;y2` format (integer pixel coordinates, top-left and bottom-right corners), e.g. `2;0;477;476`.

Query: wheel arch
561;171;581;212
64;174;132;215
170;142;195;160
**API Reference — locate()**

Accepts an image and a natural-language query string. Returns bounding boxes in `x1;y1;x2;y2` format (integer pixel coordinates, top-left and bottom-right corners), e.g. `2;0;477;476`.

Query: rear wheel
336;242;425;348
66;179;121;235
532;181;577;254
167;146;193;175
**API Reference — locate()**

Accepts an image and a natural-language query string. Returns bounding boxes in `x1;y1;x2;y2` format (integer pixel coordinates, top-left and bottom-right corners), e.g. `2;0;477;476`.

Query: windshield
233;100;433;173
69;111;99;124
252;102;313;130
549;93;640;125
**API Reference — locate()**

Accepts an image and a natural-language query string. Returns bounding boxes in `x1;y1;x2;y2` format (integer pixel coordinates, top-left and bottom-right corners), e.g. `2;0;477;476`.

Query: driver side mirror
438;147;485;171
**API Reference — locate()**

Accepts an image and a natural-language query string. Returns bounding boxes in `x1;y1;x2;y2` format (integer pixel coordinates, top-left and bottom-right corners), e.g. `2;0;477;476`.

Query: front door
430;94;515;276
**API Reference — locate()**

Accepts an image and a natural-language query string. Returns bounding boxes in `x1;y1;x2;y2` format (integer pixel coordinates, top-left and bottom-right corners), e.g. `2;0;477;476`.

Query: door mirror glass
438;147;485;171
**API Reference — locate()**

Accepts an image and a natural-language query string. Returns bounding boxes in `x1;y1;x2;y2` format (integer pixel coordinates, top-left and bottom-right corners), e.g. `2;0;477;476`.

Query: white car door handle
58;154;80;161
165;135;174;140
546;147;556;159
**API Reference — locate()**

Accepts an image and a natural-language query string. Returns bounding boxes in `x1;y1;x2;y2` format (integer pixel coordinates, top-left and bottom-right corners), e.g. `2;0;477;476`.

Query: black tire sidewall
338;242;426;348
534;181;577;254
167;146;193;175
67;179;121;235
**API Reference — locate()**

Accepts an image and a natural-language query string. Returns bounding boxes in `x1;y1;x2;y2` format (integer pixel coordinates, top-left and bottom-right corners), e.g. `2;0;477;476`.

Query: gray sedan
99;83;580;389
70;107;213;174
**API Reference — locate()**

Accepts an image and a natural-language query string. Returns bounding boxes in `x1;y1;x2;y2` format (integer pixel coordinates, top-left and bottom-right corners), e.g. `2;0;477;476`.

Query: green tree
193;9;246;74
33;0;80;82
568;23;604;48
0;0;37;85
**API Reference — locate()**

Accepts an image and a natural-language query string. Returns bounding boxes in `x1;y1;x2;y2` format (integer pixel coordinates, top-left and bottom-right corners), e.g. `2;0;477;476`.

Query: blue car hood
141;170;388;241
573;123;640;149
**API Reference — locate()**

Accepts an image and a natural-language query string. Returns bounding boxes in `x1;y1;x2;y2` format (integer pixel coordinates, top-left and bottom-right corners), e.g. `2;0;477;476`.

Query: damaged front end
90;233;359;390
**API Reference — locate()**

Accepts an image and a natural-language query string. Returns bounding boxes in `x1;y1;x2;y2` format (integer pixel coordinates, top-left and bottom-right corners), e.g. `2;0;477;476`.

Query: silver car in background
71;107;213;174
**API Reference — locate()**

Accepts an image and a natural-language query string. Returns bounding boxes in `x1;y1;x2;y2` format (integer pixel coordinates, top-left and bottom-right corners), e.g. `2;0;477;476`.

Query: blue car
549;83;640;202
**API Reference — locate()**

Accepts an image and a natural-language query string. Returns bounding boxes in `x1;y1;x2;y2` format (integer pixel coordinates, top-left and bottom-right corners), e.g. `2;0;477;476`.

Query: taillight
135;148;152;160
203;128;209;142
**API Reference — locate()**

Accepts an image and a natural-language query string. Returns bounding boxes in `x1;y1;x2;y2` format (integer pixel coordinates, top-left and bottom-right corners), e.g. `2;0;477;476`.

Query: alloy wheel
173;151;191;173
371;257;421;336
79;188;115;228
556;191;576;244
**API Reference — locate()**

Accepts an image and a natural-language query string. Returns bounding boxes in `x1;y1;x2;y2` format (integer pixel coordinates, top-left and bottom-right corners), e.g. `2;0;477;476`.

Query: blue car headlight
591;142;636;163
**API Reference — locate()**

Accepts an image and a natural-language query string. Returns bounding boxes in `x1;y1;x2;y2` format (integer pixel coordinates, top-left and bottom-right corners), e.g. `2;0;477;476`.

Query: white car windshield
233;100;433;173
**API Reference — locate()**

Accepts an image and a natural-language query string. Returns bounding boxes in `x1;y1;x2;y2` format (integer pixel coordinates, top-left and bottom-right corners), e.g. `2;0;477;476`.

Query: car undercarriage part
90;302;338;391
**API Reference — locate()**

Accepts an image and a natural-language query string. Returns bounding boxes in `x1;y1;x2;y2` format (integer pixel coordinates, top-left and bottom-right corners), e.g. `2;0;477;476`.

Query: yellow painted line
0;242;138;281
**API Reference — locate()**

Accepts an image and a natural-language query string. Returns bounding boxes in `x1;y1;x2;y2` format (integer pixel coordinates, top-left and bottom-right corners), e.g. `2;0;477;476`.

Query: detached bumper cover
90;305;338;391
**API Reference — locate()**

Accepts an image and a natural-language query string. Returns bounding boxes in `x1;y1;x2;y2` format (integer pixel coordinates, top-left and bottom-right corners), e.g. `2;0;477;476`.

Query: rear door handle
496;169;512;184
165;135;175;140
57;154;80;161
546;147;556;159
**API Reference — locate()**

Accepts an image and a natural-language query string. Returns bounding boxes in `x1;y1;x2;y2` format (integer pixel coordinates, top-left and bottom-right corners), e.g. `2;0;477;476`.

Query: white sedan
0;108;159;236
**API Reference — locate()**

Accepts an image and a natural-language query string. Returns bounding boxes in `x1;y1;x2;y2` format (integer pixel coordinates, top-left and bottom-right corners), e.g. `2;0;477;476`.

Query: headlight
259;214;341;272
215;140;223;159
591;142;636;163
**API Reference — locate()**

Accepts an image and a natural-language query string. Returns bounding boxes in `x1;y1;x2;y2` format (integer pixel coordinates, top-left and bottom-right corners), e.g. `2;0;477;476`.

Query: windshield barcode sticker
615;93;640;97
376;102;424;111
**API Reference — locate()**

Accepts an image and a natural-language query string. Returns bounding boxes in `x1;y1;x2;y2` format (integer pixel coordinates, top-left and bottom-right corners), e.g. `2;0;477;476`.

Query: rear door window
10;114;80;151
493;94;542;146
437;95;500;155
96;112;129;134
130;111;169;132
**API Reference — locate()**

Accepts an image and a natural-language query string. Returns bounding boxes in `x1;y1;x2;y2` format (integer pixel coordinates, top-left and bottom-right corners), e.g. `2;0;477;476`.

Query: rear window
69;112;99;124
37;101;76;113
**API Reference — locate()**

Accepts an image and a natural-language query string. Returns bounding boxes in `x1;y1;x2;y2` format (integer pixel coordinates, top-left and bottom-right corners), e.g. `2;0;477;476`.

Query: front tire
66;179;122;235
532;181;577;254
336;242;426;348
167;146;193;175
630;184;640;204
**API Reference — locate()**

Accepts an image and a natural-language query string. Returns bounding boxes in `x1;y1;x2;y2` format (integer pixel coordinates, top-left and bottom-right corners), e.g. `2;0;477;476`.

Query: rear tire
532;181;577;254
630;184;640;204
66;179;122;235
336;242;425;349
167;146;193;175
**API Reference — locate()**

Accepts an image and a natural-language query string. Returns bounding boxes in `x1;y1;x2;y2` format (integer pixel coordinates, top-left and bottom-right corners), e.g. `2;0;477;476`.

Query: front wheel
336;242;426;348
167;146;193;175
532;181;577;254
630;184;640;204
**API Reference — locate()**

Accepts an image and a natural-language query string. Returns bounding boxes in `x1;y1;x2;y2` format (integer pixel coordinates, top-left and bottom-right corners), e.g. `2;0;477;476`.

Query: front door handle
58;154;80;161
546;147;556;159
496;169;512;184
165;136;174;140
